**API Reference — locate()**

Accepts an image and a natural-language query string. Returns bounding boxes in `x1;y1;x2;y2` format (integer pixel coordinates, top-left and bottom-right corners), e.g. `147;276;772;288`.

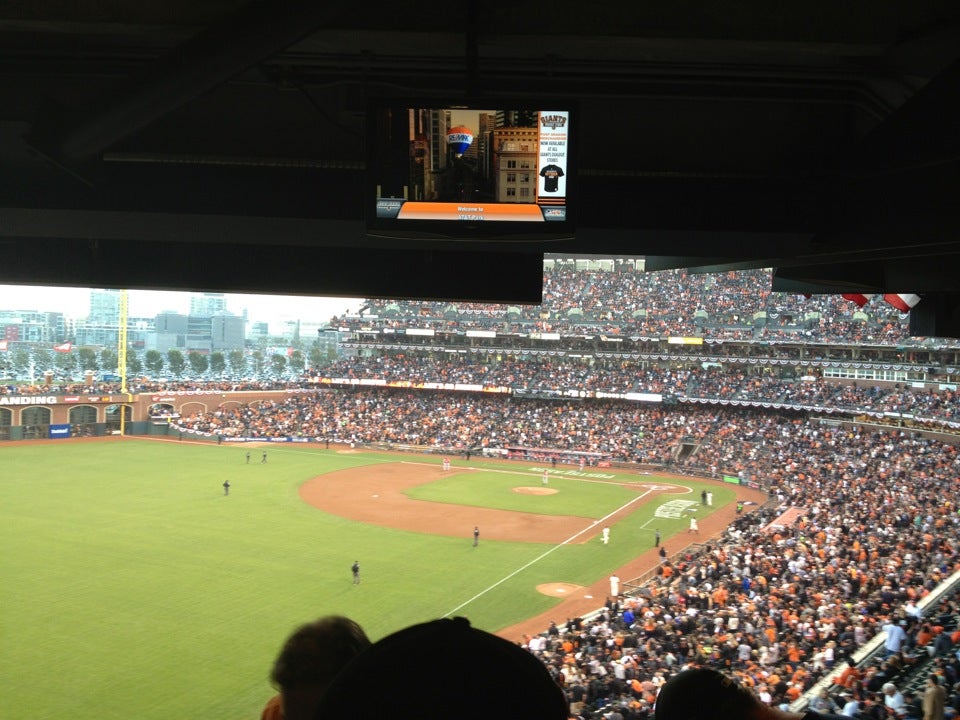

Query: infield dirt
299;460;767;640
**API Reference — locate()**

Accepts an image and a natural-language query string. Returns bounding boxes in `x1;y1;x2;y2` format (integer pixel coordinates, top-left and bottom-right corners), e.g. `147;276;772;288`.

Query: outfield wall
0;389;303;439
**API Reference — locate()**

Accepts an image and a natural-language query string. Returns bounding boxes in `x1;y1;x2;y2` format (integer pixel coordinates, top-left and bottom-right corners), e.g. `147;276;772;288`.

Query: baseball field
0;437;752;720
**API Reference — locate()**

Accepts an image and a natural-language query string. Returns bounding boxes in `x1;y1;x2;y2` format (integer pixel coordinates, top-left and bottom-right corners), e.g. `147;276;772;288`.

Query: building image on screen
417;109;538;206
371;105;571;226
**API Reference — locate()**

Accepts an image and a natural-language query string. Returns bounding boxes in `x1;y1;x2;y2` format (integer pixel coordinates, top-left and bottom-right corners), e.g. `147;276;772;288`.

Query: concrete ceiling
1;1;959;309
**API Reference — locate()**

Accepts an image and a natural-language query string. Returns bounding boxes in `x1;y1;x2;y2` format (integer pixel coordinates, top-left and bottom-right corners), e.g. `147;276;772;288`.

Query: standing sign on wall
49;424;71;439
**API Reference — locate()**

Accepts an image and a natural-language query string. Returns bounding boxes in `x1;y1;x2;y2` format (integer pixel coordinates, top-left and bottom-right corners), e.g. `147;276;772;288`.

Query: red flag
54;342;72;353
841;293;874;307
805;293;920;313
0;340;7;351
883;293;921;312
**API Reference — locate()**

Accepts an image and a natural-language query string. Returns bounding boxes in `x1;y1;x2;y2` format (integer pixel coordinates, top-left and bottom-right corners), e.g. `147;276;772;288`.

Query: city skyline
0;285;362;324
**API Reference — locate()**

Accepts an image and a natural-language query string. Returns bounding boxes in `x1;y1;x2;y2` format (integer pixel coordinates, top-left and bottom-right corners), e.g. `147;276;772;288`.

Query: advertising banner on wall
49;424;71;439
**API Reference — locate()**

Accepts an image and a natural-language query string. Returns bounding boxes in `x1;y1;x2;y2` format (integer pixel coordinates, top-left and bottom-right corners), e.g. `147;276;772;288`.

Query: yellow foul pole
118;289;129;435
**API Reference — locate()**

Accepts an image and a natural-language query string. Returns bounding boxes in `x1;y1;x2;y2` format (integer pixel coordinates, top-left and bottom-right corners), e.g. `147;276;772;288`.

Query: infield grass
404;467;642;516
0;438;731;720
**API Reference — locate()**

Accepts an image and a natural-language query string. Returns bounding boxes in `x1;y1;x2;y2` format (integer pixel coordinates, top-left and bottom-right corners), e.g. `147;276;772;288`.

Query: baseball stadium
3;260;960;720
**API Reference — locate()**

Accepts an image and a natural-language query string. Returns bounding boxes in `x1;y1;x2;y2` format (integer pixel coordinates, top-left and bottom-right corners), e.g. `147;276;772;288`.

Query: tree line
0;345;333;380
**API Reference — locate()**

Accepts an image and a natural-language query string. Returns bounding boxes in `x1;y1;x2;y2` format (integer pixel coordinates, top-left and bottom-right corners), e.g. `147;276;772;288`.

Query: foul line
442;485;657;618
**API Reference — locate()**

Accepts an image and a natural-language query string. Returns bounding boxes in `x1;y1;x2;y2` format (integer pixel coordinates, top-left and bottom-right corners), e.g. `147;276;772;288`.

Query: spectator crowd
516;419;960;720
118;353;957;432
354;265;938;346
5;360;960;431
5;263;960;720
173;390;960;720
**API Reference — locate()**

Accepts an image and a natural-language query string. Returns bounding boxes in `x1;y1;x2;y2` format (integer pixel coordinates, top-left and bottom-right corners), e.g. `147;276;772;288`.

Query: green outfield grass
404;467;643;516
0;439;732;720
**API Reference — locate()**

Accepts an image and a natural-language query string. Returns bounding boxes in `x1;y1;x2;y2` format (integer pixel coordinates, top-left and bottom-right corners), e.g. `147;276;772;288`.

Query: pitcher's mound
514;486;558;495
537;582;585;597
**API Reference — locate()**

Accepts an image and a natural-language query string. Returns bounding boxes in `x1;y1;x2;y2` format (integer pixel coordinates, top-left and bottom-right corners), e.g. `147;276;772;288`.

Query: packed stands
6;261;960;719
172;392;960;719
347;264;943;346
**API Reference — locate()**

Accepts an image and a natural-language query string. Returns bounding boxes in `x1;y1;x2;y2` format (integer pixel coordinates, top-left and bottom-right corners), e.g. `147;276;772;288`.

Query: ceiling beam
0;235;544;304
27;0;338;166
847;54;960;176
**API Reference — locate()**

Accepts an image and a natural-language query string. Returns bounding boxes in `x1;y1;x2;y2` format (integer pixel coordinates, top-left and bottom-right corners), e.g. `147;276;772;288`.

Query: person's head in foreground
656;668;765;720
313;616;569;720
267;615;371;720
655;667;846;720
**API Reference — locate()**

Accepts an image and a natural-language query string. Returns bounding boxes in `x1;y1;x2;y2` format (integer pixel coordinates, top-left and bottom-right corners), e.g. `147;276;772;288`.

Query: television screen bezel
364;99;577;243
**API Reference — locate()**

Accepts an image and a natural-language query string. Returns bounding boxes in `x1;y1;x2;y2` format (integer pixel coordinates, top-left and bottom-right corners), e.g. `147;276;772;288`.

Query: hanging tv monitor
366;101;576;242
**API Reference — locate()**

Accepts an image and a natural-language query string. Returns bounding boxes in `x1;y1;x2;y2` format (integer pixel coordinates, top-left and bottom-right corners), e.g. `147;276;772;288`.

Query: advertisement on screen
367;103;575;239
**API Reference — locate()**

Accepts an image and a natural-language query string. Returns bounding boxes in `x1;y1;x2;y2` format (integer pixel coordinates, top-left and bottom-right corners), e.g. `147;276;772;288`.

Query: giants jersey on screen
539;164;565;192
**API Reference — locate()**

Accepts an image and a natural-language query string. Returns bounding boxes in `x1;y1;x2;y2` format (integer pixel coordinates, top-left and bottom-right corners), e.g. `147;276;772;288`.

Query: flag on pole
54;342;72;352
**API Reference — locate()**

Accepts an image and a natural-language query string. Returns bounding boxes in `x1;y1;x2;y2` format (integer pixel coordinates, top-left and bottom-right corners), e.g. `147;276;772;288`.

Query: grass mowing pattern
0;439;727;720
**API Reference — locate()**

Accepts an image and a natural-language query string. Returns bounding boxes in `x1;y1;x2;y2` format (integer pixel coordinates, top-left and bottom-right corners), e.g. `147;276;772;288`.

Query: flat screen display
366;102;575;239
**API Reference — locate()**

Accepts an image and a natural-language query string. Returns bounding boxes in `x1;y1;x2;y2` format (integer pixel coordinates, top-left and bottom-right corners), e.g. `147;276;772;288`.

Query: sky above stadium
0;284;362;323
